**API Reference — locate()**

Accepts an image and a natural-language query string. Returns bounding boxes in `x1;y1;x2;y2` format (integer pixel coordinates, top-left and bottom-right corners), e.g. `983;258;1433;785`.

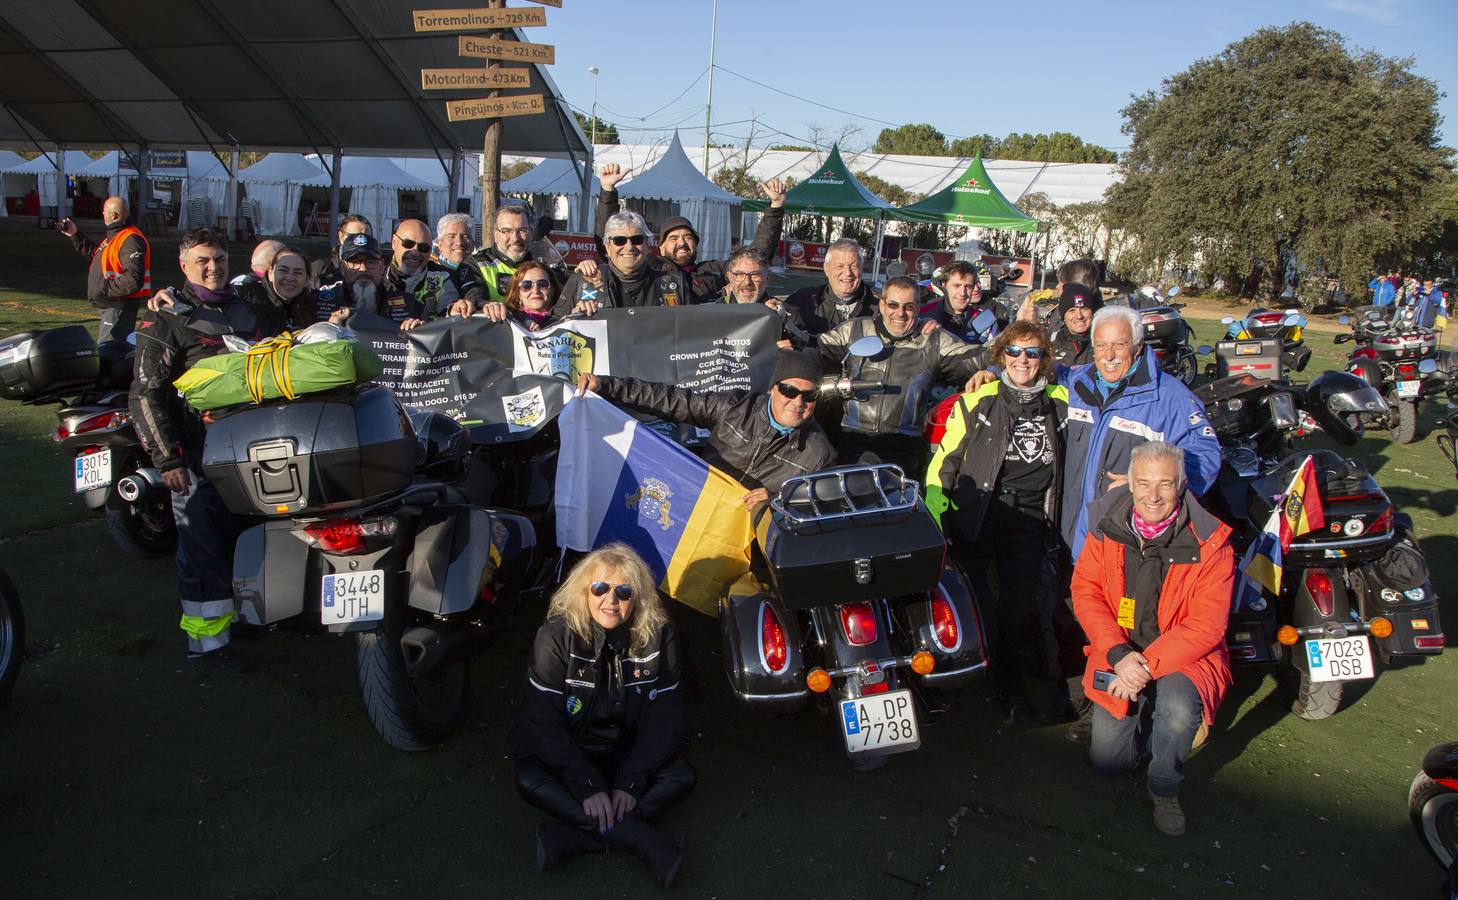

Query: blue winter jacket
1369;277;1397;307
1059;347;1222;559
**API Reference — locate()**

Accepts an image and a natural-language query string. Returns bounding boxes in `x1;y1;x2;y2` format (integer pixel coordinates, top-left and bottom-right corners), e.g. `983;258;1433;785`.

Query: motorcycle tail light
75;410;128;434
861;681;891;695
760;602;789;673
931;591;959;651
302;515;397;555
1368;506;1393;535
839;602;877;646
1351;348;1378;361
1305;570;1335;617
1399;363;1416;376
1415;635;1446;649
1377;335;1400;346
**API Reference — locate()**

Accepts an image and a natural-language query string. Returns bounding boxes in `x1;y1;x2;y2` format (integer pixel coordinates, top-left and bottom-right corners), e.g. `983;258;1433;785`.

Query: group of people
61;175;1236;886
1368;269;1450;326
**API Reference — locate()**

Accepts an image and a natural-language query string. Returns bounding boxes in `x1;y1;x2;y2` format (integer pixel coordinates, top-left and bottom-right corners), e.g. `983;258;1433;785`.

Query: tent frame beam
0;17;145;149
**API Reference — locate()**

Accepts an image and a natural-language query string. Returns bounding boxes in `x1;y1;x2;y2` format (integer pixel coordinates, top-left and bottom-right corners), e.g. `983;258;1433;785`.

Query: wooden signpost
421;67;532;90
411;6;546;31
457;34;555;64
444;94;545;121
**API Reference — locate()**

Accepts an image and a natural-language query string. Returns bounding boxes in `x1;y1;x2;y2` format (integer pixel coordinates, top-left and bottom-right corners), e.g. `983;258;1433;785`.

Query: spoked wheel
1409;772;1458;869
1172;348;1198;386
355;609;468;752
105;490;177;559
0;567;25;702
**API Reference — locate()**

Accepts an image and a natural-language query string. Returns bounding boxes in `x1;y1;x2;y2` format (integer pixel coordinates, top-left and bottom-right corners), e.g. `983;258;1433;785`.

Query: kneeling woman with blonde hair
507;543;694;886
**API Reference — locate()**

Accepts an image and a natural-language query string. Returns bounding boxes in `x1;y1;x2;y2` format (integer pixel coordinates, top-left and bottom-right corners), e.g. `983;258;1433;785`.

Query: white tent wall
348;185;399;237
180;152;229;230
238;154;329;237
0;150;23;217
679;197;733;261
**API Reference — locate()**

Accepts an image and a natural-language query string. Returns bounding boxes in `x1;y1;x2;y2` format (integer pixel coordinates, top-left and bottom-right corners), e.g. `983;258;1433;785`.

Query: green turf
0;220;1453;898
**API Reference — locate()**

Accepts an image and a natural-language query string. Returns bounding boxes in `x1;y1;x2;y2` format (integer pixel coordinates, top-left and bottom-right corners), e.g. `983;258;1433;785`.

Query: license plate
73;448;112;492
1304;636;1374;682
839;688;920;754
1396;379;1421;398
321;570;386;625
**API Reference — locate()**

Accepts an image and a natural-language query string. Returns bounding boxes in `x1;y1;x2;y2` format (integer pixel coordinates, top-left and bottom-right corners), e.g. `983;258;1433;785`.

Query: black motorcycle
1131;285;1199;386
1410;741;1458;897
1196;371;1443;720
0;325;176;558
204;384;542;751
0;566;22;702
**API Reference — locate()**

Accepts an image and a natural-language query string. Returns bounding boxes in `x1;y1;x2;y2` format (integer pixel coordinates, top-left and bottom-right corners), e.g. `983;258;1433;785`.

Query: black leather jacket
596;377;837;493
508;616;685;800
782;281;878;341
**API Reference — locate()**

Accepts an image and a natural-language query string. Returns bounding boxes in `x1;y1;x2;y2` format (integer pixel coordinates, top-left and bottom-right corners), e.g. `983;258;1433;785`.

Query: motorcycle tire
1289;664;1343;720
0;567;24;703
1173;348;1198;387
355;609;468;752
1392;399;1419;444
1409;771;1458;869
104;491;177;559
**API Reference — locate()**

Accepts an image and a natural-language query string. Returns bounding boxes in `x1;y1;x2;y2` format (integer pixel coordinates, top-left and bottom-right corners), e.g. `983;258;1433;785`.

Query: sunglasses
775;382;820;403
608;234;648;247
589;581;634;602
1003;344;1045;359
393;235;426;250
518;278;552;291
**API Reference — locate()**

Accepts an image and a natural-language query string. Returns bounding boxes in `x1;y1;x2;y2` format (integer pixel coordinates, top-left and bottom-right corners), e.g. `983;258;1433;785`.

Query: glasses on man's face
775;382;819;403
496;226;532;236
589;581;634;602
518;278;551;291
1093;340;1132;353
393;234;426;250
727;270;763;280
609;234;647;247
1003;344;1045;359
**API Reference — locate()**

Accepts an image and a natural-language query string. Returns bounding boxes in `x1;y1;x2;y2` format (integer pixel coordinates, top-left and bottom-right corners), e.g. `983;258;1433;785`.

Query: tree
947;133;1000;158
855;171;918;207
1107;23;1452;297
768;144;814;152
872;123;947;156
573;112;619;145
501;159;536;182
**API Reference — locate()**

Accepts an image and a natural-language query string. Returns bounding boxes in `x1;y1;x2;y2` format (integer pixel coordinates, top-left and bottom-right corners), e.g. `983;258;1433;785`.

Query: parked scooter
204;384;542;751
1130;285;1198;386
720;335;988;766
1195;371;1444;720
1409;741;1458;897
0;566;22;702
1336;306;1444;443
0;326;175;558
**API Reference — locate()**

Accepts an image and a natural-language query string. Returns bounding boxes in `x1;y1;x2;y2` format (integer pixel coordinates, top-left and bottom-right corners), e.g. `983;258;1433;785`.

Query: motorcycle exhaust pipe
399;621;497;678
115;467;164;503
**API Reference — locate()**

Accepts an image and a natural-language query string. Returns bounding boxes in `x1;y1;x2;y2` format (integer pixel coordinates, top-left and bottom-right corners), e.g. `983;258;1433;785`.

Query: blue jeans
1088;672;1203;797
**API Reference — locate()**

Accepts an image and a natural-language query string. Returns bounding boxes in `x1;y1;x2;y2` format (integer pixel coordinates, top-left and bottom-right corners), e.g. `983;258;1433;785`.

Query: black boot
535;820;602;873
602;815;682;887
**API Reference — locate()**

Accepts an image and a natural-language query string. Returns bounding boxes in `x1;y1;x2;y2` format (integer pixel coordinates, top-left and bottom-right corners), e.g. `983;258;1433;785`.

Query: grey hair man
554;210;691;317
783;237;878;342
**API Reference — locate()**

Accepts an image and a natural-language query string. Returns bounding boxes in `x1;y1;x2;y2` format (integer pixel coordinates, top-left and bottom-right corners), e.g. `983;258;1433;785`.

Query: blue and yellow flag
555;394;754;615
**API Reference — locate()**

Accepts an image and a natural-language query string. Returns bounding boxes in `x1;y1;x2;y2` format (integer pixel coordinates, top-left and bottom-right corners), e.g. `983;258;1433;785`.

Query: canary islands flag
1236;455;1325;605
555;393;754;616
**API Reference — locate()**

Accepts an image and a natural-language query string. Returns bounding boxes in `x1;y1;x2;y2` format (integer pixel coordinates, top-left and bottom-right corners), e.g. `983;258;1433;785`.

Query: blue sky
531;0;1457;153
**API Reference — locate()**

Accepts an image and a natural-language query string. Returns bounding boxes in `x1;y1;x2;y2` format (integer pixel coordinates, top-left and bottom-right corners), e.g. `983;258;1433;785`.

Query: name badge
1117;596;1136;630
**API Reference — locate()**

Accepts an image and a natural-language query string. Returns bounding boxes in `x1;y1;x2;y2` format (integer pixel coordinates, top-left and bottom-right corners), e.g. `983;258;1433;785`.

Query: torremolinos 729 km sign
411;6;547;32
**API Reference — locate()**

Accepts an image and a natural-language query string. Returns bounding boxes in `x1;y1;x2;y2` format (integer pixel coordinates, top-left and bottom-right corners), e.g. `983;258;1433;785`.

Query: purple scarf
191;283;234;305
1132;501;1181;540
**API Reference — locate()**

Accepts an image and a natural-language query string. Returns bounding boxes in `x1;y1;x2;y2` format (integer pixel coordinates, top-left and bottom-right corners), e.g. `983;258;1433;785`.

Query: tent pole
328;149;343;238
580;142;594;232
137;144;151;232
450;149;464;219
226;147;239;239
870;217;884;281
54;143;66;220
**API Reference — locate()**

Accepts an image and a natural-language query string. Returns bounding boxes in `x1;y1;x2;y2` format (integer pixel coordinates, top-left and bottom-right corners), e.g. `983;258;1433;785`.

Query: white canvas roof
615;132;742;203
237;153;329;186
9;149;95;175
0;149;25;173
502;157;598;198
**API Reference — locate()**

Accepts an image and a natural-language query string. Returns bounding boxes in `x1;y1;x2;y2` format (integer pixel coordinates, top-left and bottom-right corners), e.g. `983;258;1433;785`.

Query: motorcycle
719;336;988;766
1409;741;1458;896
204;384;543;751
1130;285;1199;386
0;566;22;702
1336;305;1444;444
0;326;176;558
1205;306;1310;382
1194;371;1444;720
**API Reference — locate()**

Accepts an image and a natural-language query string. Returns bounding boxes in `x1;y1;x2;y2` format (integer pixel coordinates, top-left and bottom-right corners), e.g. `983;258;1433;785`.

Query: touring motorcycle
1336;306;1444;444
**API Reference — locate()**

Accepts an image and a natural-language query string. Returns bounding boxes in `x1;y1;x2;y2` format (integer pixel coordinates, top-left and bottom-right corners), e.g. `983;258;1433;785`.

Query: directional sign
445;93;545;121
422;67;531;90
523;0;561;5
457;34;555;64
411;6;546;32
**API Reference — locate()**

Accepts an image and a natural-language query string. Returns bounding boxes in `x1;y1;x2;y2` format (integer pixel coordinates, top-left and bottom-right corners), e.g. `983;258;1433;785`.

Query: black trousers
952;494;1049;701
515;754;696;831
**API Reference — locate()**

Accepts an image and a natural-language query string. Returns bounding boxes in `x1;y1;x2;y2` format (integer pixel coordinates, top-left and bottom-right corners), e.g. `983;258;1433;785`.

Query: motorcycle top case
756;501;945;609
1216;337;1283;380
1139;307;1187;344
202;384;417;517
1246;449;1392;565
0;326;99;401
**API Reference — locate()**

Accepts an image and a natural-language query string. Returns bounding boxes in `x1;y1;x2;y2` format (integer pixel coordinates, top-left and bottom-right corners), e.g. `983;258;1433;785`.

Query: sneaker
187;645;251;674
1147;784;1186;837
1065;714;1092;745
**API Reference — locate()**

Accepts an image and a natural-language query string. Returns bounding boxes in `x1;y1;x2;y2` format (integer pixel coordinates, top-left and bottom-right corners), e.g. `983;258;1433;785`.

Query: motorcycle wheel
1288;662;1343;720
1173;348;1198;386
1392;399;1419;444
0;567;24;702
1409;771;1458;869
104;491;177;559
355;610;468;752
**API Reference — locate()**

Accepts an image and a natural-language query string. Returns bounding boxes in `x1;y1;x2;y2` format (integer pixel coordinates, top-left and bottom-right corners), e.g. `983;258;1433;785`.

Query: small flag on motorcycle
1237;456;1324;604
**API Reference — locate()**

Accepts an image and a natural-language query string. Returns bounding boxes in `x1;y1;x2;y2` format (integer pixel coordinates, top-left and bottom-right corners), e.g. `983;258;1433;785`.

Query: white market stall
66;151;231;228
613;132;744;261
502;157;598;229
237;153;329;236
0;150;26;216
7;150;96;218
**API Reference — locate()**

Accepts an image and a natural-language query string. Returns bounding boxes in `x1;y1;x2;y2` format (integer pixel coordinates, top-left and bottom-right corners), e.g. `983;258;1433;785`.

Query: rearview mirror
1168;285;1181;297
970;308;998;336
847;335;884;359
1338;314;1351;325
1197;344;1213;355
1220;315;1234;325
1419;358;1439;374
1283;313;1303;327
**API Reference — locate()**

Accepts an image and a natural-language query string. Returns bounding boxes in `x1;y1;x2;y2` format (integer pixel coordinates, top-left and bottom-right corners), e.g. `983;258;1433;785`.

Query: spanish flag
1240;456;1325;599
554;393;754;616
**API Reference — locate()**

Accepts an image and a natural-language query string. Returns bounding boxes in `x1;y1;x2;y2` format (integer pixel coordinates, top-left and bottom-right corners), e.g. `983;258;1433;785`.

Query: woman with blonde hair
507;543;693;886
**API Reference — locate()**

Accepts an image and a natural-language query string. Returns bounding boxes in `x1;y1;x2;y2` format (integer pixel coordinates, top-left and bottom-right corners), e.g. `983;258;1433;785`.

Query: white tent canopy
66;151;230;228
502;158;598;232
0;150;25;217
238;154;329;237
613;132;743;260
8;150;94;216
336;157;435;238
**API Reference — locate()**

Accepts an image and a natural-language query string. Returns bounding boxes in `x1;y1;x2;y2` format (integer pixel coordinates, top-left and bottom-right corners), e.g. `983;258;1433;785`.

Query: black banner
349;304;782;442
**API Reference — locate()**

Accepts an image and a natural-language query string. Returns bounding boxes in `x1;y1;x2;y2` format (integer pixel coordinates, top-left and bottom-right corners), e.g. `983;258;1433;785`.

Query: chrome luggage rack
769;463;920;533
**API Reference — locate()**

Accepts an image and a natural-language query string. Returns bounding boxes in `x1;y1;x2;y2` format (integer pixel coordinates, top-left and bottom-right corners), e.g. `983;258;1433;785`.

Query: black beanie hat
770;349;823;386
1056;282;1103;321
657;216;699;245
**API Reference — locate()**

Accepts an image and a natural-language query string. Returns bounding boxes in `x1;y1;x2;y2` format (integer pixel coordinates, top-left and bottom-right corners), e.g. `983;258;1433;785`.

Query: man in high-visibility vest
60;196;151;346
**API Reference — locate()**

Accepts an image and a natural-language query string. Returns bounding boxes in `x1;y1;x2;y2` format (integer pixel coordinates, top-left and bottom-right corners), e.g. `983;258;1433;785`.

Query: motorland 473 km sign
411;6;546;31
422;67;531;90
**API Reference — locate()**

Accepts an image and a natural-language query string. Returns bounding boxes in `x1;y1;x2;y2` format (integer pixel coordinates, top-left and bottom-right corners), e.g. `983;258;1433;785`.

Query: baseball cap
340;232;382;261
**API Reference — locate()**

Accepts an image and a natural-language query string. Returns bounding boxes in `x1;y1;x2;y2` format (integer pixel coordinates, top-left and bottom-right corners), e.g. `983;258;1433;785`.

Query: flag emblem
626;477;676;531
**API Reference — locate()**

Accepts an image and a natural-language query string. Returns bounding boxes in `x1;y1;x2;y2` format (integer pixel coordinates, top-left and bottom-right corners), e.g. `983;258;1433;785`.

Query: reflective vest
95;225;152;300
472;251;518;301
